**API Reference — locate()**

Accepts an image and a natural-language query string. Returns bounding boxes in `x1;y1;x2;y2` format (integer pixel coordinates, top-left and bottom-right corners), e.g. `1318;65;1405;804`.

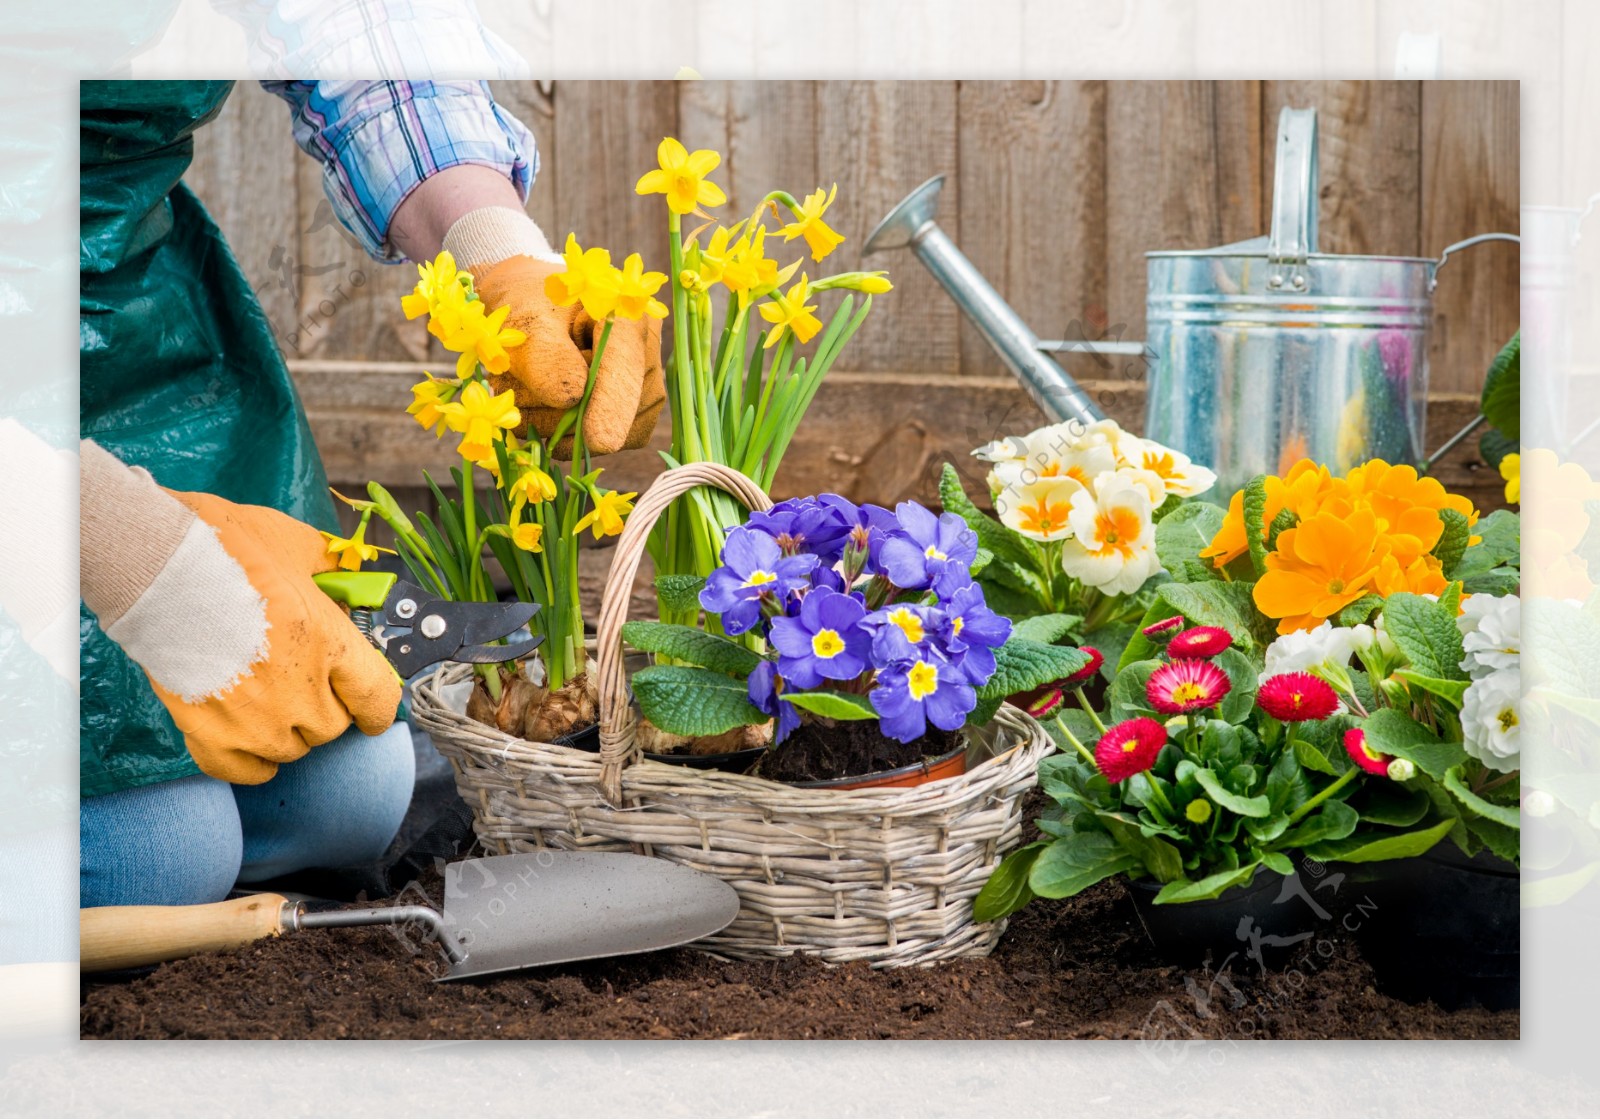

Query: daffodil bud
1386;758;1416;781
811;270;893;295
365;481;414;536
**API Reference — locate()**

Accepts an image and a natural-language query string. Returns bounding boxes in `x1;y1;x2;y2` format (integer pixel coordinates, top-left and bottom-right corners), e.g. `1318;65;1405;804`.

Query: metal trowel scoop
80;852;740;981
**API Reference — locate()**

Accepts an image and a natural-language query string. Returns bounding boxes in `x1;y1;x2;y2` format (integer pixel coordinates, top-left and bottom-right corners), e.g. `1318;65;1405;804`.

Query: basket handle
594;462;774;802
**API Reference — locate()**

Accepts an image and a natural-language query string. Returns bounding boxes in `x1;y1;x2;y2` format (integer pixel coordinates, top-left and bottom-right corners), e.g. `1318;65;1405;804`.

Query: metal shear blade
375;581;545;678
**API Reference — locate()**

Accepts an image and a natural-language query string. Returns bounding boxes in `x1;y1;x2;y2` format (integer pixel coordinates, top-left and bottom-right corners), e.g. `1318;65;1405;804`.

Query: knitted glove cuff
442;206;560;271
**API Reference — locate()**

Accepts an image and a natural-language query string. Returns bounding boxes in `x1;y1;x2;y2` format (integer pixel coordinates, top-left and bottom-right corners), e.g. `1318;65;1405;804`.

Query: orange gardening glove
473;254;667;458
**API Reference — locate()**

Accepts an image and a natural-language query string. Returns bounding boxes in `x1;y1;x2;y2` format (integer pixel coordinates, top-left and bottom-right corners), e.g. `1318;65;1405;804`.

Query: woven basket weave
413;462;1054;966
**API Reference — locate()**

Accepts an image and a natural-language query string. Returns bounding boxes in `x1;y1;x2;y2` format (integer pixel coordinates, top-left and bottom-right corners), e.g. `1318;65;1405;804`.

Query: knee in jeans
80;774;244;908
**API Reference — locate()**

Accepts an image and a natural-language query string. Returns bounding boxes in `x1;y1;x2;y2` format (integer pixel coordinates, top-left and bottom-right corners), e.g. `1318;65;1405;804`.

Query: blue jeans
80;722;415;909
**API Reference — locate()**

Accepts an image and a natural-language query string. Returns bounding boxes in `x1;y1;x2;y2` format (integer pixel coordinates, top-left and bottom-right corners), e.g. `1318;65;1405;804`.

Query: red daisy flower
1167;625;1233;659
1142;615;1185;641
1257;672;1340;723
1095;717;1168;783
1344;727;1392;776
1146;658;1232;714
1065;646;1104;686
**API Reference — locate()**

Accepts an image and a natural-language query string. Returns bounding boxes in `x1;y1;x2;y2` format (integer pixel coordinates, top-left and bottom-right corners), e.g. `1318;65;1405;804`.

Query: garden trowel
80;851;741;982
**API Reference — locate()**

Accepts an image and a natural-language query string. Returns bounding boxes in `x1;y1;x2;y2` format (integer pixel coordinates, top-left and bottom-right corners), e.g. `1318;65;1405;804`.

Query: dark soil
754;719;960;783
80;860;1518;1041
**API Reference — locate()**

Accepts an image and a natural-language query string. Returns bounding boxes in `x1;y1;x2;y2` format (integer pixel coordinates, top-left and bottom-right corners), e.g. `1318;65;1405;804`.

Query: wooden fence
184;79;1518;526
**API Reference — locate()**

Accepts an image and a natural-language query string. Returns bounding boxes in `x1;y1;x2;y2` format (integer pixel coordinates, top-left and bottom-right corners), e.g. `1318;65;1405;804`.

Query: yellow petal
635;168;670;196
657;136;689;170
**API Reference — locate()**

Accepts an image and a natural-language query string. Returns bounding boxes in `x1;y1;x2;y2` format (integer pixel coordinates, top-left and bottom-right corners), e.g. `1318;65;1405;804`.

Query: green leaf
1029;833;1141;899
1266;508;1297;551
1382;593;1469;681
1106;659;1162;723
1158;581;1273;652
1462;567;1521;596
1360;708;1468;780
1480;330;1520;440
655;574;708;615
1266;747;1314;813
1153;862;1262;904
1467;817;1520;864
979;638;1091;700
630;665;768;737
1393;668;1470;707
1095;808;1185;882
1456;509;1521;574
970;547;994;576
1436;509;1472;577
1443;765;1521;829
1260;850;1295;876
620;621;763;676
967;693;1004;728
1213;646;1261;724
973;842;1045;922
1294;738;1339;776
1242;474;1271;575
1479;427;1518;472
1010;613;1084;645
1303;818;1454;863
1047;707;1103;754
1193;767;1270;817
1278;799;1359;848
939;463;1044;582
1357;783;1431;827
1337;595;1384;627
1154;501;1226;582
783;690;879;721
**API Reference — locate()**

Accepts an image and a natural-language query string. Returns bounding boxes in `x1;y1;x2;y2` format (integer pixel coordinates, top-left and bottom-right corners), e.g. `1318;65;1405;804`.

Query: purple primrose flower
699;526;817;636
769;587;872;690
877;502;977;596
748;495;857;560
937;583;1012;683
870;656;977;743
748;660;800;742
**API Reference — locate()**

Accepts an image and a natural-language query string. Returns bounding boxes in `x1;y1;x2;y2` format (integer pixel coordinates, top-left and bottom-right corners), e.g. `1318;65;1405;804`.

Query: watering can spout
864;175;1105;428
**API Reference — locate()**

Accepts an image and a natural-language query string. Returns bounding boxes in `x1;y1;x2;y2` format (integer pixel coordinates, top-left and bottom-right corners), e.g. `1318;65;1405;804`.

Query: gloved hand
444;207;666;457
80;442;401;785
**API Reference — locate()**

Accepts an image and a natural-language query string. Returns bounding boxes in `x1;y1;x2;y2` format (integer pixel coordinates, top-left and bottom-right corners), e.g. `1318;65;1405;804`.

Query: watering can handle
1267;107;1319;291
1431;232;1521;291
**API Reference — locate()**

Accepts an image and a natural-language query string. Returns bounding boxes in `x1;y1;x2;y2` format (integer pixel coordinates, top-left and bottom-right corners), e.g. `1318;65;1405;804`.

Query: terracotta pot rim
789;740;969;790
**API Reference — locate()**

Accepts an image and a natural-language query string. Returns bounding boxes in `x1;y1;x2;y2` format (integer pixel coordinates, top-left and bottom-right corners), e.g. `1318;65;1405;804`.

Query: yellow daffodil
430;298;527;377
318;522;396;572
635;137;726;216
406;375;453;436
1500;452;1520;504
683;222;740;289
759;274;823;348
575;489;637;539
544;233;620;321
508;463;557;504
782;184;845;261
612;253;669;320
721;226;800;307
511;517;544;553
441;380;521;462
402;251;472;320
813;270;893;295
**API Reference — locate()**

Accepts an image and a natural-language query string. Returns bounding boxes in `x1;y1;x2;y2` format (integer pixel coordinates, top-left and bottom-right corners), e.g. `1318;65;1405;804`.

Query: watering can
865;106;1519;496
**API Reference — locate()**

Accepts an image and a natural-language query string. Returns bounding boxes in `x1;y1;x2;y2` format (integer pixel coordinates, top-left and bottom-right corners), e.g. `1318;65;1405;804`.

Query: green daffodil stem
460;456;481;600
569;318;614;472
1288;765;1360;825
1074;687;1107;735
1053;714;1098;767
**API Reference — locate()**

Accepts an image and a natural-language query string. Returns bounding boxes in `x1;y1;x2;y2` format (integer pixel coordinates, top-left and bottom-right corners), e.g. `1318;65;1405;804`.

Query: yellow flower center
1361;742;1385;763
1170;681;1207;705
1119;735;1139;754
888;608;925;644
925;544;948;561
908;661;939;701
1497;706;1518;732
951;616;964;637
1093;508;1142;558
812;629;845;659
744;569;777;589
1328;578;1346;594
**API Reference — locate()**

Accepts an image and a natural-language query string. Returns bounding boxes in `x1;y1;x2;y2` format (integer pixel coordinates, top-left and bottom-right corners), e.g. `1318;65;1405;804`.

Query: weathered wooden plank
1261;81;1422;256
814;81;962;374
954;81;1107;379
487;80;560;239
1421;80;1521;395
1105;82;1263;347
677;80;819;215
294;362;1508;517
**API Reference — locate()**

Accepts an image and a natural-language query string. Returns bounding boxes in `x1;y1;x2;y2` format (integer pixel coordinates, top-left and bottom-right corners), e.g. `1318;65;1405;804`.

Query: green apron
80;80;338;797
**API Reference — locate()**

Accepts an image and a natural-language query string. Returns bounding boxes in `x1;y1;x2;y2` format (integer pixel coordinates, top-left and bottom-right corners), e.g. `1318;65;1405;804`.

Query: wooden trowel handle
80;894;292;972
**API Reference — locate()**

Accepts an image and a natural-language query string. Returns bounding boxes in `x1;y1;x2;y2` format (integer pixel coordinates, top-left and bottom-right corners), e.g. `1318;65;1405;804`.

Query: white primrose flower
991;429;1117;492
1124;438;1219;499
1058;472;1159;596
1458;592;1520;679
1261;620;1372;683
994;475;1084;542
1098;465;1166;508
972;436;1025;463
1461;665;1521;773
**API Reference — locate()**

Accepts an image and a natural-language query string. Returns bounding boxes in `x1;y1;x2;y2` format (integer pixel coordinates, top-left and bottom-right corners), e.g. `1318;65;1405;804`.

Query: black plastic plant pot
1348;846;1519;1011
553;723;765;774
1127;867;1328;971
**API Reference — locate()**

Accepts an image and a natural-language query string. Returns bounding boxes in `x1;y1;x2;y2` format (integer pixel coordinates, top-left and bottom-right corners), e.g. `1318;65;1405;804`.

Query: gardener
80;79;665;909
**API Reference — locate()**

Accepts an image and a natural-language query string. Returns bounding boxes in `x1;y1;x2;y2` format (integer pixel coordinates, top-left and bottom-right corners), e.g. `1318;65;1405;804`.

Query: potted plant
359;247;646;744
621;493;1091;788
977;455;1522;978
939;416;1217;698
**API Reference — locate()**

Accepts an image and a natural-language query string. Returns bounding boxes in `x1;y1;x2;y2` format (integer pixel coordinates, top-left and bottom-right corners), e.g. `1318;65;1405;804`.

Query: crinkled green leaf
1382;593;1469;681
1155;501;1227;582
1011;612;1084;645
1467;817;1520;864
631;665;768;737
1337;594;1385;627
1029;833;1141;899
939;462;1044;584
621;621;763;676
1242;474;1270;575
1436;509;1472;577
979;638;1091;700
973;841;1045;922
654;574;708;615
1158;580;1274;652
1360;708;1468;780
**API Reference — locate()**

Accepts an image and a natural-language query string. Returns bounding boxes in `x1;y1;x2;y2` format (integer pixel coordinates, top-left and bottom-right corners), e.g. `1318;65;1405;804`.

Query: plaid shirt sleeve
262;80;537;263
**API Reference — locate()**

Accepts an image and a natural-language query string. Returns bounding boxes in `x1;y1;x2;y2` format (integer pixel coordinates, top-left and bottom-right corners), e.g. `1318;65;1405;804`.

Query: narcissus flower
406;375;452;436
319;522;395;573
635;137;727;215
511;518;544;554
1094;717;1167;783
1146;659;1231;715
1059;473;1159;596
1066;646;1104;686
574;488;637;540
401;251;471;320
1166;626;1232;660
769;587;872;690
430;298;528;377
440;380;521;462
994;477;1083;542
782;184;846;261
870;656;976;743
508;463;557;505
1256;672;1339;723
612;253;669;320
544;234;620;321
759;274;824;348
1500;452;1520;504
720;225;799;306
1344;727;1392;776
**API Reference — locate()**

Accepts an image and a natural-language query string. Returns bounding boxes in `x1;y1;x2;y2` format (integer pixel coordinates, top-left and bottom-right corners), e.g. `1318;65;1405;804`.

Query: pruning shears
313;571;543;679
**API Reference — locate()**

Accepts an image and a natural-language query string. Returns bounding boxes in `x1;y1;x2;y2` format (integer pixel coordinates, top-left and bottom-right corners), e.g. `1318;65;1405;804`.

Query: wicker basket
412;463;1054;967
